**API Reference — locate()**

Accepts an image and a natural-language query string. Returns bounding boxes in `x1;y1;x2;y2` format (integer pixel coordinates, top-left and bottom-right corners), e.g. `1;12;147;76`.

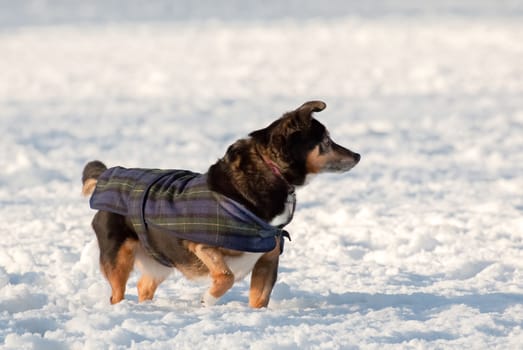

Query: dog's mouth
324;141;361;172
306;141;361;175
323;152;360;173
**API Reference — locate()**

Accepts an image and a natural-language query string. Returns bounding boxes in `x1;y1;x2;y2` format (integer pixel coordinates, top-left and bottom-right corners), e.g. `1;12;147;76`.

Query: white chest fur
269;192;296;227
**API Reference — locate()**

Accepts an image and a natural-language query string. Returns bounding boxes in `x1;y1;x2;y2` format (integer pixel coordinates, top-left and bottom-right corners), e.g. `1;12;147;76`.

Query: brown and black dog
82;101;360;308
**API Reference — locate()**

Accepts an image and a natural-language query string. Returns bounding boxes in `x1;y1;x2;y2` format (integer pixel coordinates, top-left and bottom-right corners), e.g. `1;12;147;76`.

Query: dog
82;100;360;308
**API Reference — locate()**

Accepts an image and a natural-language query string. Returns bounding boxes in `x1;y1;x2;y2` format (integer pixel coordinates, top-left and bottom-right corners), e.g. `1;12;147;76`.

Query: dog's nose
353;153;361;163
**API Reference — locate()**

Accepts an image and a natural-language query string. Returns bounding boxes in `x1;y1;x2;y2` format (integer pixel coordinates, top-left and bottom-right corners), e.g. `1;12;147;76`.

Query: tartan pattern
90;167;292;265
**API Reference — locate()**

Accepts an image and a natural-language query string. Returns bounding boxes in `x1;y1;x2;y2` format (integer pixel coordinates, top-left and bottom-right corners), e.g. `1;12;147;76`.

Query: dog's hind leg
100;238;137;304
92;211;138;304
187;243;234;306
134;245;172;302
137;275;162;302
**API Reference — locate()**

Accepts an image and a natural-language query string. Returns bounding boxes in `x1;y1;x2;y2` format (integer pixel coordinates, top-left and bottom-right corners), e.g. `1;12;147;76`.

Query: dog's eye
319;137;331;153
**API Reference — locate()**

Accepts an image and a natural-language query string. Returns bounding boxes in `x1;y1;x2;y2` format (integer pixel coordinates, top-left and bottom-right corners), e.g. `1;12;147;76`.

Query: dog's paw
201;291;219;307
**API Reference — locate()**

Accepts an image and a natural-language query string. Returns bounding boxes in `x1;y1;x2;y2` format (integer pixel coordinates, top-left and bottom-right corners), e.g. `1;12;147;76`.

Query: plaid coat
90;167;292;266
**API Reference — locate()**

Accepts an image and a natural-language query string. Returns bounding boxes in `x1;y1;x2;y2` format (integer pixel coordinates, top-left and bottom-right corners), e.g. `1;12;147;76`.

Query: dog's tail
82;160;107;196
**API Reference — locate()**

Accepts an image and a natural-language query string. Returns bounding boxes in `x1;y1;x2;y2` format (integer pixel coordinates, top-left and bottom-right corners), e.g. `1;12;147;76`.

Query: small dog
82;101;360;308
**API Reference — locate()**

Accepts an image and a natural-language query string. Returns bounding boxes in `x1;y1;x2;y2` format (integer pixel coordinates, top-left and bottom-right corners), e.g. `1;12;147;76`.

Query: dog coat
90;167;293;267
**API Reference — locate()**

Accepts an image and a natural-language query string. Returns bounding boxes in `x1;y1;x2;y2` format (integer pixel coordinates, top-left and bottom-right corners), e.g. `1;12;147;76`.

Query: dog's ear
296;100;326;125
250;101;326;145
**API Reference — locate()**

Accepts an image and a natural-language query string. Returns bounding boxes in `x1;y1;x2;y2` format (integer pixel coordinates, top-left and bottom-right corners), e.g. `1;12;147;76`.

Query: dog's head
249;100;360;186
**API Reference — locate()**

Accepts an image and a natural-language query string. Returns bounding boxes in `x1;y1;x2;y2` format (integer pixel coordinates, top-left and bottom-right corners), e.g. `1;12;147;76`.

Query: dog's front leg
249;241;280;308
191;244;234;306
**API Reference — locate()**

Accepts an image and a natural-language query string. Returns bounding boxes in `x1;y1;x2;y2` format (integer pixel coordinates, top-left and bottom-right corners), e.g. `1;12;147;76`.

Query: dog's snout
353;153;361;163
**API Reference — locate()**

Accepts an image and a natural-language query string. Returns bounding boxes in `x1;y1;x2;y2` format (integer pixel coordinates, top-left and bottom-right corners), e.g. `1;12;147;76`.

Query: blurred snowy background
1;1;523;349
1;0;523;25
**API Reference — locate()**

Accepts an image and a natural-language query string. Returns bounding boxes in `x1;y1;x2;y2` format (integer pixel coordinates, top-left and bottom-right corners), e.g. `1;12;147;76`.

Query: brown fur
103;239;137;304
83;101;360;307
82;178;98;196
248;239;281;308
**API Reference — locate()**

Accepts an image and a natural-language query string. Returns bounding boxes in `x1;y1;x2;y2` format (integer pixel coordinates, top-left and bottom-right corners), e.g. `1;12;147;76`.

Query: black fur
91;210;138;266
83;100;360;306
82;160;107;184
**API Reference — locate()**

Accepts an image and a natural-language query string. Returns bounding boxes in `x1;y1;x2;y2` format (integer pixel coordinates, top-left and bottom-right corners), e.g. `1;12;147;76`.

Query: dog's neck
207;143;295;224
261;154;295;195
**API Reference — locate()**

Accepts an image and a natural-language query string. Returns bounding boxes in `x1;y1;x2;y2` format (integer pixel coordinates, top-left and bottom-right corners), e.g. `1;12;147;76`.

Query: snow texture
1;1;523;349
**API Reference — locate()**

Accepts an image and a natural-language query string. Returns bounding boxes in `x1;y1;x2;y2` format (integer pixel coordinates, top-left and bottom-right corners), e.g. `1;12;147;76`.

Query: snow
1;1;523;348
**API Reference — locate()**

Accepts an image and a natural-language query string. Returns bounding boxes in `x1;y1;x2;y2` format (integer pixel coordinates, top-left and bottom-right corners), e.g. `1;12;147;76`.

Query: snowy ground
1;1;523;349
